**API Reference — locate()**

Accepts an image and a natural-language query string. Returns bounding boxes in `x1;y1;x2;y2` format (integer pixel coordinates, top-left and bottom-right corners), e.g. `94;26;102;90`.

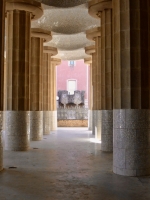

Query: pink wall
57;60;88;99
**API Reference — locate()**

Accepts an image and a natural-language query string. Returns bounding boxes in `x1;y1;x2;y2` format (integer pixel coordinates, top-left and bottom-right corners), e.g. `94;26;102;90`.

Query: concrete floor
0;128;150;200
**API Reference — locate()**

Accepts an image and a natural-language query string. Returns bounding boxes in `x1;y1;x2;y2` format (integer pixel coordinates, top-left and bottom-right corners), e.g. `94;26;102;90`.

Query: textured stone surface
58;120;88;127
113;0;150;109
5;111;30;151
88;110;92;130
113;109;150;176
95;110;102;140
92;110;96;135
30;111;43;141
57;108;88;120
101;110;113;152
50;111;57;131
30;37;43;111
93;110;113;151
0;112;3;171
6;10;31;110
1;128;150;199
0;0;5;111
43;111;51;135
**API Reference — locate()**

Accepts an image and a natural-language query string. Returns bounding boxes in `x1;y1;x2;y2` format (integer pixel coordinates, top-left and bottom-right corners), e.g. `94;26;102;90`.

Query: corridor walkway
0;128;150;200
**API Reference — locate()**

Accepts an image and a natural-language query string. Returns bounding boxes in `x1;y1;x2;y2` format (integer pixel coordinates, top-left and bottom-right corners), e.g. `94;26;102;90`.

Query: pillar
5;0;43;151
30;28;52;140
50;58;61;131
0;0;5;170
86;28;102;140
85;46;96;135
112;0;150;176
84;57;93;131
43;46;58;135
88;0;113;152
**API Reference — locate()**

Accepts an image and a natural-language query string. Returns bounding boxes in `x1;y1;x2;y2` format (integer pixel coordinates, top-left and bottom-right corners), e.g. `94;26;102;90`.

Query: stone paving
0;128;150;200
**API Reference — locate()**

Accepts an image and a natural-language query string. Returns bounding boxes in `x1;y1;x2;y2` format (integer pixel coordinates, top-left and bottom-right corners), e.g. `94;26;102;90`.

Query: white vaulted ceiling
36;0;89;8
44;33;94;51
31;2;100;60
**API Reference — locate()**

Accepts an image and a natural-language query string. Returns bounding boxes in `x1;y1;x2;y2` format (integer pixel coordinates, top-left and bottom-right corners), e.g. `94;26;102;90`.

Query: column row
0;0;61;171
87;0;150;176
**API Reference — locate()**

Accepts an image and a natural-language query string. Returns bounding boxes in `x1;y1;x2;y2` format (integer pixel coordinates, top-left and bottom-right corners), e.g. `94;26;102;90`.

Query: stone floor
0;128;150;200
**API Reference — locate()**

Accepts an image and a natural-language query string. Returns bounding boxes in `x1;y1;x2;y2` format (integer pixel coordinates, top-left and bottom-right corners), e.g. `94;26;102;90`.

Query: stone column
88;0;113;152
113;0;150;176
5;0;43;151
50;58;61;131
0;0;5;170
86;28;103;140
30;29;52;141
85;46;96;135
84;57;92;131
43;46;58;135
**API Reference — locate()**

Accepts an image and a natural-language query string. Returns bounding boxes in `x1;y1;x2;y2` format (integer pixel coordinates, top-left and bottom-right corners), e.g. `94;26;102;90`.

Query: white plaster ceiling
31;3;100;60
44;32;94;51
37;0;89;8
52;48;91;60
32;5;100;34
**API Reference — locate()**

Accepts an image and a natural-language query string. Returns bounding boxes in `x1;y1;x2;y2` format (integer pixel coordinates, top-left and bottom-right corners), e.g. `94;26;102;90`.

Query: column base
93;110;113;152
30;111;43;141
0;111;3;171
101;110;113;152
92;110;97;135
88;110;92;131
43;111;51;135
50;111;57;131
95;110;102;140
113;109;150;176
5;111;30;151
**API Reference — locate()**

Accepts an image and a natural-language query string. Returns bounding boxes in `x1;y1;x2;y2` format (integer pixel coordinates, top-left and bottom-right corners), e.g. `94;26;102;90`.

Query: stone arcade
0;0;150;195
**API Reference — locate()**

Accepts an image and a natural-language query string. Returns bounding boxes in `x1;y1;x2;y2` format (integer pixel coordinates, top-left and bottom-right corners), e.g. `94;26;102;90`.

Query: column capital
85;45;96;55
88;0;112;19
44;46;58;56
31;28;52;42
51;58;61;66
6;0;43;20
84;57;92;65
86;27;101;41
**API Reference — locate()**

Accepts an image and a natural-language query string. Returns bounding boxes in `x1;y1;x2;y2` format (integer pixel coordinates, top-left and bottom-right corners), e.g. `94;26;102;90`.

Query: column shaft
30;37;43;111
7;10;30;110
94;36;102;140
53;65;57;111
113;0;150;176
100;8;113;152
43;53;51;135
88;64;93;130
0;0;5;170
30;37;43;141
49;63;57;131
6;10;31;151
92;52;97;135
43;53;49;111
95;36;101;110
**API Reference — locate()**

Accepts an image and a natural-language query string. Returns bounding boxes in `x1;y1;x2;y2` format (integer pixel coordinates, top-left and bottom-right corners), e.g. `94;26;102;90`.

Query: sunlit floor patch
89;138;101;144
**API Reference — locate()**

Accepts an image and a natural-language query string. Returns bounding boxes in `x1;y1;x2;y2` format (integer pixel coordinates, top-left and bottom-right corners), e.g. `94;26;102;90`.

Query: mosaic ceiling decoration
45;32;94;51
31;3;99;60
53;49;91;60
37;0;89;8
32;5;100;34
